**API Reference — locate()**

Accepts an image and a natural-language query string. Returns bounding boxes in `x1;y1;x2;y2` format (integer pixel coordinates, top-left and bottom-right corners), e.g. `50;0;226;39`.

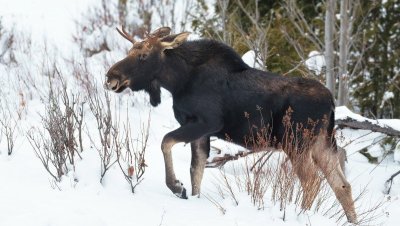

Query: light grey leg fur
190;136;210;196
312;138;357;223
337;146;347;174
161;136;187;199
291;150;322;210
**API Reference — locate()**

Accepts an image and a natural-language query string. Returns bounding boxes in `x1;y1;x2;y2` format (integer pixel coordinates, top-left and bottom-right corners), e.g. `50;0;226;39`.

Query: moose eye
133;42;144;49
139;53;148;61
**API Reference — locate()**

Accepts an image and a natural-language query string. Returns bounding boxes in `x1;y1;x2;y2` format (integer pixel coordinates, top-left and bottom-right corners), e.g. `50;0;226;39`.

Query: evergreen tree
191;0;324;76
352;0;400;118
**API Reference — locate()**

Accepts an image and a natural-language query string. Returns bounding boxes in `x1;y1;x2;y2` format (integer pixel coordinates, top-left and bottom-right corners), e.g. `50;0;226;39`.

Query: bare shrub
73;0;196;60
202;192;227;215
67;56;97;96
116;112;150;193
234;0;270;70
73;0;117;57
73;0;144;57
0;24;16;65
0;106;19;156
28;129;62;182
87;87;117;183
216;165;240;206
87;85;150;189
27;72;85;182
155;0;195;31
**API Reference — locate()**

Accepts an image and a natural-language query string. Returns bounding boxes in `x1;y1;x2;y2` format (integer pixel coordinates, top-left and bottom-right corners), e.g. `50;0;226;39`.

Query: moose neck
154;40;249;95
156;47;192;95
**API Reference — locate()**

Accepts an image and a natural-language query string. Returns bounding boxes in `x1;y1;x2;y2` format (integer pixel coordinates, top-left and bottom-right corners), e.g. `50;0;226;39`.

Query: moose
105;27;357;223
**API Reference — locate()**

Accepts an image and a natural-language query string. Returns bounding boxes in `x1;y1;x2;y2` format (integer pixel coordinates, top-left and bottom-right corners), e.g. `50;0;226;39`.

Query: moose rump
105;26;357;223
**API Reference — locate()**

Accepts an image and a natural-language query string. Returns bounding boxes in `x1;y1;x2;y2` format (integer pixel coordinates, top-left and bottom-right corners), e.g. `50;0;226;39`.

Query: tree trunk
118;0;128;27
325;0;336;96
217;0;230;44
337;0;349;106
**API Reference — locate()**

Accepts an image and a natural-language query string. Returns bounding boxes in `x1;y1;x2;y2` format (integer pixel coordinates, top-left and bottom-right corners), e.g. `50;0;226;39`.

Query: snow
394;142;400;163
305;50;325;75
0;0;94;54
381;91;395;108
1;1;400;226
242;50;264;69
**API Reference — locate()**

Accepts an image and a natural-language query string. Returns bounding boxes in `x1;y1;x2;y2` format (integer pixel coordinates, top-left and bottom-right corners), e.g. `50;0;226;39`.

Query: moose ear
160;32;190;50
151;27;172;38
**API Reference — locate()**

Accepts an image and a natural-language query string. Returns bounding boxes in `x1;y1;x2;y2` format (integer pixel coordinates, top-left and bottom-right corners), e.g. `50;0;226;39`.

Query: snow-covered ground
1;1;400;225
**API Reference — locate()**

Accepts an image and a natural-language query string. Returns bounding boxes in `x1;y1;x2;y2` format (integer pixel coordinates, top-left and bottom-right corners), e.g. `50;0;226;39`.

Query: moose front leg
190;136;210;196
161;121;222;199
161;135;187;199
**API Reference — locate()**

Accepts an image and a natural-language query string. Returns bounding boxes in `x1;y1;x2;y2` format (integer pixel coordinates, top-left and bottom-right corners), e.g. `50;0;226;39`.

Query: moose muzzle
104;78;130;93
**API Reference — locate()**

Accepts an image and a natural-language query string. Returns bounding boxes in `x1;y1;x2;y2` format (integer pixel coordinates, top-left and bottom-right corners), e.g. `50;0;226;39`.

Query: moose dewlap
105;26;357;223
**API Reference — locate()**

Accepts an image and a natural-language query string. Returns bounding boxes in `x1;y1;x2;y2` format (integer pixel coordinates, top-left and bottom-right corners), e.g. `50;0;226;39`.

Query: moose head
104;27;190;105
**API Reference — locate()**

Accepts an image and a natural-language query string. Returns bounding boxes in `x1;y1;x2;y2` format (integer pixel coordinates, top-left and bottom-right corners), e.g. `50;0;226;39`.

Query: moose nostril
111;81;119;90
104;80;117;90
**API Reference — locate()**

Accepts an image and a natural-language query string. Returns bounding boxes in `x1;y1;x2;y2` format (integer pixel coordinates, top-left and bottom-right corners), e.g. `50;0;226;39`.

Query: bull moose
105;27;357;223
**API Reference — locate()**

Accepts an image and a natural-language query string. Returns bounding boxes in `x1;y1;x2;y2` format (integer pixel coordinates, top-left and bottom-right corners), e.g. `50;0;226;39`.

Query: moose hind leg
190;136;210;196
291;151;321;210
314;148;357;223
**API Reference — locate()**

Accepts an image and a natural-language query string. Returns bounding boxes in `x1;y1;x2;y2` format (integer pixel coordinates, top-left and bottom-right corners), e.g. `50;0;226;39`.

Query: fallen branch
206;147;279;168
207;117;400;168
336;117;400;137
206;150;247;168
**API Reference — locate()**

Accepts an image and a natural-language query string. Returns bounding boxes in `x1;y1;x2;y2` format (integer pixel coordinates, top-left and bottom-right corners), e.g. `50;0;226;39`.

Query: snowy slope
1;1;400;226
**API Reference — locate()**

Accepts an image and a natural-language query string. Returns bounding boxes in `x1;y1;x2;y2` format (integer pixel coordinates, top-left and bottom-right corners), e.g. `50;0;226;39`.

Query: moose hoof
175;187;188;199
346;213;357;224
170;180;188;199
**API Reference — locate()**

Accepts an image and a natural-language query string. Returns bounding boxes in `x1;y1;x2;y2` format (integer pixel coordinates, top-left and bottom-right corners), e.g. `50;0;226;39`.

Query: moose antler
116;26;172;47
116;26;136;44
